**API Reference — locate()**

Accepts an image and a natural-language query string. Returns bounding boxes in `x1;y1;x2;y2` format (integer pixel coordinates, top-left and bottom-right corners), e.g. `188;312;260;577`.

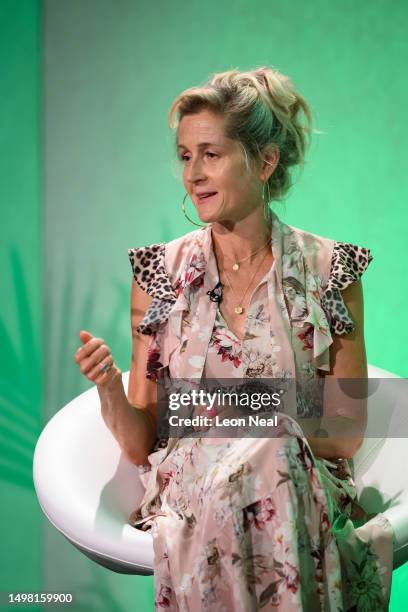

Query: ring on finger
99;361;112;374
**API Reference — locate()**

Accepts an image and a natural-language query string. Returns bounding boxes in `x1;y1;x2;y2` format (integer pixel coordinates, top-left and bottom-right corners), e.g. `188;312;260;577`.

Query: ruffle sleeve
128;244;177;335
321;241;373;335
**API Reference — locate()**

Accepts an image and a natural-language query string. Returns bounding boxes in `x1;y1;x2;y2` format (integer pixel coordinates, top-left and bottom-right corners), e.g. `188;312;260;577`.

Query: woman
75;67;394;610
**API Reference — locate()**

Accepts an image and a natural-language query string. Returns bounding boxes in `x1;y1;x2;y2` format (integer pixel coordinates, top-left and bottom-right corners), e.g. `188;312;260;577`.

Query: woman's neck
210;215;272;265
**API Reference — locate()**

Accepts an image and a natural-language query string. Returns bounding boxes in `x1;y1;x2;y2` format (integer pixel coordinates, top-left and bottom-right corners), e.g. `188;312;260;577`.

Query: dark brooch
207;281;223;303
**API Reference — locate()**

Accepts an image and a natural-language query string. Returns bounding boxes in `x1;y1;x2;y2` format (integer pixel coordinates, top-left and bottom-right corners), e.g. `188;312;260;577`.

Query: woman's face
177;109;266;225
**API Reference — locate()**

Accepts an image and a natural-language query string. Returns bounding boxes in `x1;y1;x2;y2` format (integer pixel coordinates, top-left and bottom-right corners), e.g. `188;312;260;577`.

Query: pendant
232;263;239;271
235;305;244;314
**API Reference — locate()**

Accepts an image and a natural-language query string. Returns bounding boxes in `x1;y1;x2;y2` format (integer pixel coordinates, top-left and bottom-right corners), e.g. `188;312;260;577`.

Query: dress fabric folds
128;212;394;611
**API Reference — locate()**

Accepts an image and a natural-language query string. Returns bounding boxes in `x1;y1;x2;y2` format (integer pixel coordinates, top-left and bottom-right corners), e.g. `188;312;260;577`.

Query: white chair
33;365;408;574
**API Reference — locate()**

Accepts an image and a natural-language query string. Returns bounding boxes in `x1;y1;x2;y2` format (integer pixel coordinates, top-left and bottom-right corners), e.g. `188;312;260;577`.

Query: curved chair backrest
352;365;408;569
34;371;155;574
33;365;408;573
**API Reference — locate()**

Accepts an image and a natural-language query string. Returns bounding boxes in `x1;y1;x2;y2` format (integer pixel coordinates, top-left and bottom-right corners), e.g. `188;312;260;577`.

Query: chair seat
33;366;408;574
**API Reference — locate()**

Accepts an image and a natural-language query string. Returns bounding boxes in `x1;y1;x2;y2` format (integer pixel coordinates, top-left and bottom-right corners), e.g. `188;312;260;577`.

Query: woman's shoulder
128;227;206;294
127;227;207;337
286;221;373;336
287;221;373;287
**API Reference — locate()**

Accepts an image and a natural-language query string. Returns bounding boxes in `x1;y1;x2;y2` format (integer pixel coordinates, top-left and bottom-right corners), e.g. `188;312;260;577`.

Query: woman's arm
305;278;368;459
127;278;158;451
95;279;158;465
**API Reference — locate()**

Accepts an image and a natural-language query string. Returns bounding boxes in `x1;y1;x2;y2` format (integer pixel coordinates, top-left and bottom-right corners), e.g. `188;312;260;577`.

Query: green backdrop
1;0;407;609
0;0;43;609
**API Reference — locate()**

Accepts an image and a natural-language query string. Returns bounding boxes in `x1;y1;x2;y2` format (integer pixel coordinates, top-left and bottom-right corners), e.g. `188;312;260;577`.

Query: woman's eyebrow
177;141;223;150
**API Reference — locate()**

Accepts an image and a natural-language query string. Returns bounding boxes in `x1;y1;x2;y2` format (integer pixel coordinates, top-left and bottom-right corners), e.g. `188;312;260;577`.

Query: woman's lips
197;192;217;204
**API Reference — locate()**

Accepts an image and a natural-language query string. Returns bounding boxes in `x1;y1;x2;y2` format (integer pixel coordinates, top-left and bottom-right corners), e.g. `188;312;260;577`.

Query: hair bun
169;66;323;203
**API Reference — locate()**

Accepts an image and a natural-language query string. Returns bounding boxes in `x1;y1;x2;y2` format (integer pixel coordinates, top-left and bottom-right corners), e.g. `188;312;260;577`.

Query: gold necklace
221;247;270;314
224;237;272;271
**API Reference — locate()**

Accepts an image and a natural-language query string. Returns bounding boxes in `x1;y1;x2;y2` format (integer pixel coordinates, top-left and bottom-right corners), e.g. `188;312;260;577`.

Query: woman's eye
180;152;218;162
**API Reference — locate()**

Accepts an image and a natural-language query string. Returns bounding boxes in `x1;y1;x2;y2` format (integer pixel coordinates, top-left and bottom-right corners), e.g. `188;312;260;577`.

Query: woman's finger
88;355;114;382
74;331;119;388
79;330;93;344
94;359;118;387
79;344;111;375
75;337;104;363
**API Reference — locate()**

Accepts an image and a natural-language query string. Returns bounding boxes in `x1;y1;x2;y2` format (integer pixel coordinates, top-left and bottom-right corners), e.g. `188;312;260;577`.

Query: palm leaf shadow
47;263;131;417
0;247;41;489
42;263;134;610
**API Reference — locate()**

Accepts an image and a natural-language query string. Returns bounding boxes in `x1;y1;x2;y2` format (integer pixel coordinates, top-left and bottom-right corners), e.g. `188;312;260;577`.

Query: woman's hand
74;330;121;388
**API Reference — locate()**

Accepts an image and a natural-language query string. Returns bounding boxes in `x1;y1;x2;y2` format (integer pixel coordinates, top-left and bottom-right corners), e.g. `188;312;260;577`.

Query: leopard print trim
128;244;177;335
321;241;373;335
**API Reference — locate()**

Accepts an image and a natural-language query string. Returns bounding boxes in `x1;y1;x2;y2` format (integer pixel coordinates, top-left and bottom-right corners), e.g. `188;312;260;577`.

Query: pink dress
128;212;394;611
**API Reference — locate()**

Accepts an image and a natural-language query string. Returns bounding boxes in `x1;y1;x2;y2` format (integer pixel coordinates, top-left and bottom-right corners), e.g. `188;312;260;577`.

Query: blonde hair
168;66;321;203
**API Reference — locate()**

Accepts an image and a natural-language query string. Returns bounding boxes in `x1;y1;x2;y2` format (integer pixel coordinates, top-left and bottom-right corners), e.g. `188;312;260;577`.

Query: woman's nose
186;157;206;184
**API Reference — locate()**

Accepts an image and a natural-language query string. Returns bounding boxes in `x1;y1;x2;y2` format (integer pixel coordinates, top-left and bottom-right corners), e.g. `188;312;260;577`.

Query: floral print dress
128;212;394;611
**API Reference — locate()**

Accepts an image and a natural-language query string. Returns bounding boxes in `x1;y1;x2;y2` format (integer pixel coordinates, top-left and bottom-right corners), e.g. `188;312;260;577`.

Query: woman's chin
194;208;217;224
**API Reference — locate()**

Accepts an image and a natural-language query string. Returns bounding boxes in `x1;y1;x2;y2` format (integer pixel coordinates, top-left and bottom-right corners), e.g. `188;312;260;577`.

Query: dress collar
180;210;284;293
173;210;333;368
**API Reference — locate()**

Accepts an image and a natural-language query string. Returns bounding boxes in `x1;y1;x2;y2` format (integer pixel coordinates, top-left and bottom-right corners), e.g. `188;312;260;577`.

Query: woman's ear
260;144;280;181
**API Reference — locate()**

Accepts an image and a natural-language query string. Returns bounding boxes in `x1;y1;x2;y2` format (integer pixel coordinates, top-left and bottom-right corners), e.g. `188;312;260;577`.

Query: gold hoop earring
262;180;272;202
182;193;206;227
262;181;272;223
